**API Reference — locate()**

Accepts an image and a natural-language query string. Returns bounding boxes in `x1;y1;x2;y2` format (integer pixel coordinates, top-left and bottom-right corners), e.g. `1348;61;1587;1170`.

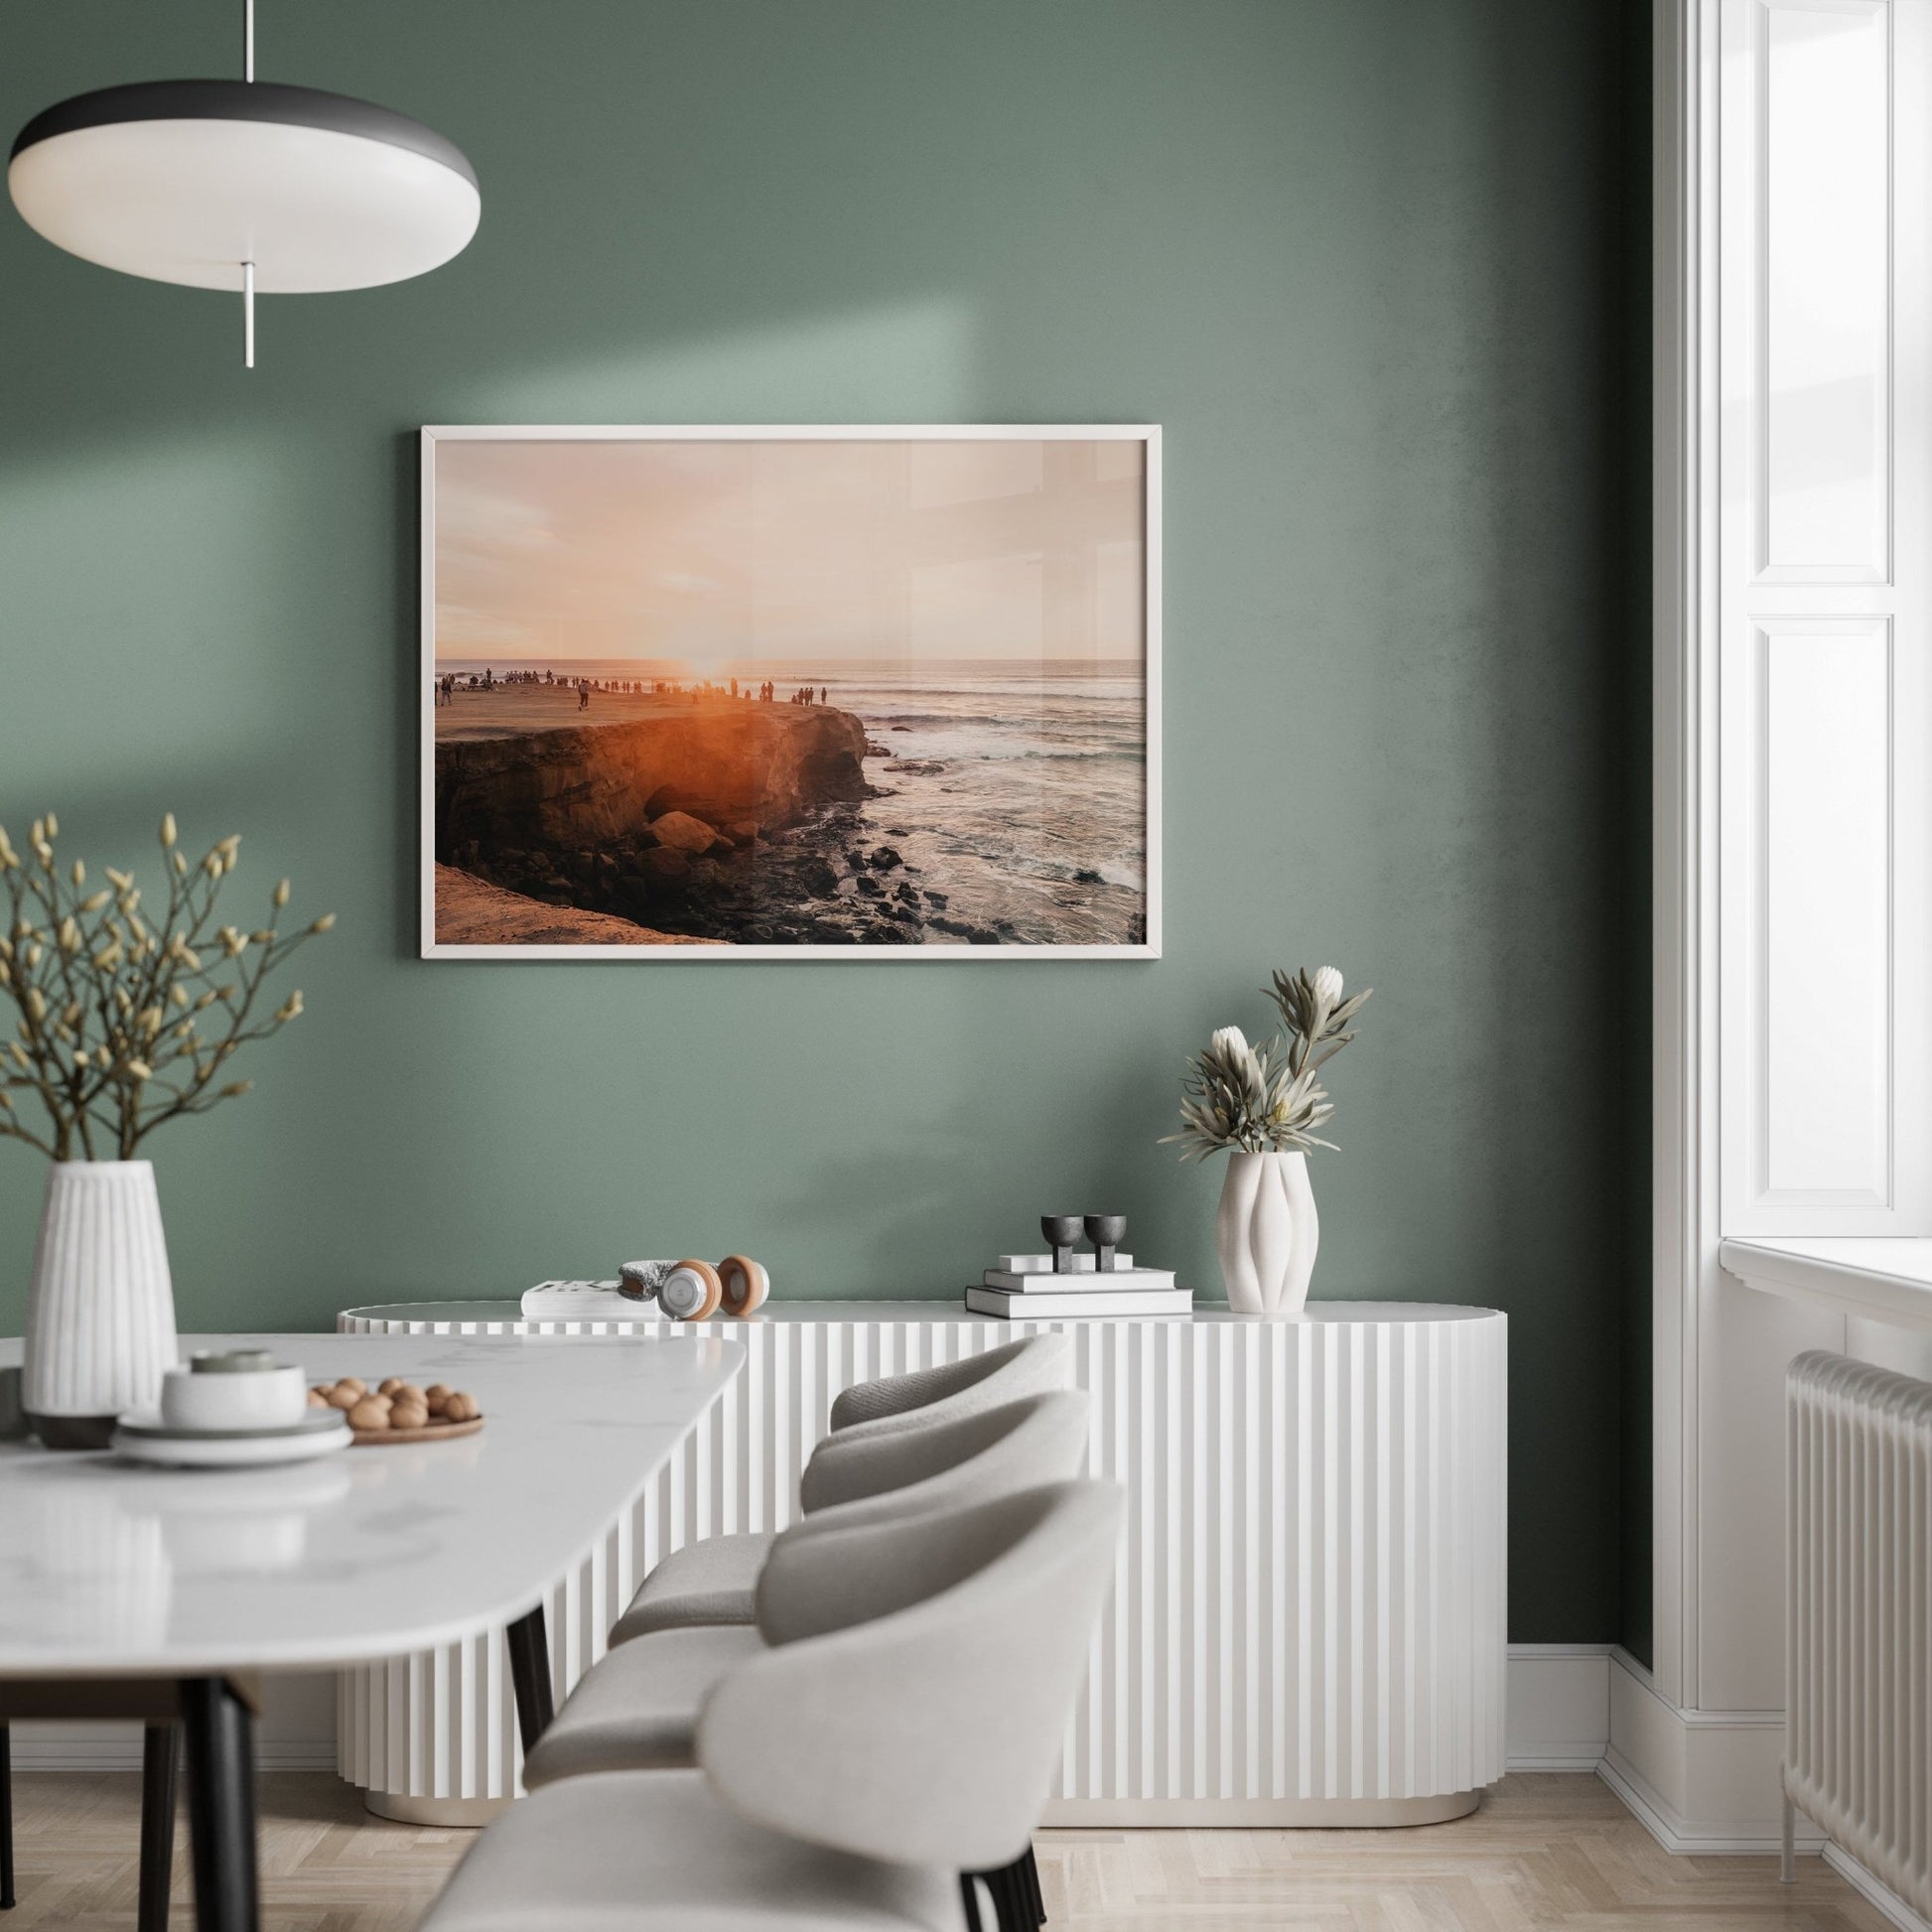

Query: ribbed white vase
23;1160;179;1449
1216;1149;1319;1314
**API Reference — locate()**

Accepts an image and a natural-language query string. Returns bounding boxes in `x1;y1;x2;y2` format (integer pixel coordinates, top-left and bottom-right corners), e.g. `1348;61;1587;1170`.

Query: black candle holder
1039;1215;1084;1275
1084;1214;1127;1272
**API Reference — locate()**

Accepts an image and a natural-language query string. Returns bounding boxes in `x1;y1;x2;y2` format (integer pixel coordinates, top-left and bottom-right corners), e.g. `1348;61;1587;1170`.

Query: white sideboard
337;1300;1507;1827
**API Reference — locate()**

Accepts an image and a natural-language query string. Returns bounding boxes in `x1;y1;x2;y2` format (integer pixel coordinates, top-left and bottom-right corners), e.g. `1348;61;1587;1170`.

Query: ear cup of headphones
658;1260;723;1320
717;1255;768;1316
619;1259;676;1303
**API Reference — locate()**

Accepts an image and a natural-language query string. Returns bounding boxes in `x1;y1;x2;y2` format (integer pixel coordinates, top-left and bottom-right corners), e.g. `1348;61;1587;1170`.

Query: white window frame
1652;0;1932;1740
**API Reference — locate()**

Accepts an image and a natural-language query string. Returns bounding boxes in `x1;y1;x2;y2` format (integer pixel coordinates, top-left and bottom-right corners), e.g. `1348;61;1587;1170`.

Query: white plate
117;1408;345;1442
111;1409;350;1468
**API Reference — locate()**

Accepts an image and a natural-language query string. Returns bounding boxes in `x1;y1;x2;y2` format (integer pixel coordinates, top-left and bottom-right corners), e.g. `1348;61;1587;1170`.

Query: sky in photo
433;437;1146;669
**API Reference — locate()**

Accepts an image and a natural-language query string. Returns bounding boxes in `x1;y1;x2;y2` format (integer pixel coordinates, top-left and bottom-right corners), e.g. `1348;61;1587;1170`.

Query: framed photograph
421;425;1160;960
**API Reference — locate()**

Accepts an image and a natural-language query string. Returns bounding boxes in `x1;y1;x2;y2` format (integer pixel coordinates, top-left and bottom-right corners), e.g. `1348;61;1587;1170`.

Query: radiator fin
1786;1349;1932;1918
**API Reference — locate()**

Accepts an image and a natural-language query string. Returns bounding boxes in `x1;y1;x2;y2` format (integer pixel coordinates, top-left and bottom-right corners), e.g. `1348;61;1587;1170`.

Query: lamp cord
241;0;255;366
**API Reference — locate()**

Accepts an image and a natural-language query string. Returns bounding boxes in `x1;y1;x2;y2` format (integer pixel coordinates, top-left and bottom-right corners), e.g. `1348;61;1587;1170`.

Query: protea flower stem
1162;964;1372;1161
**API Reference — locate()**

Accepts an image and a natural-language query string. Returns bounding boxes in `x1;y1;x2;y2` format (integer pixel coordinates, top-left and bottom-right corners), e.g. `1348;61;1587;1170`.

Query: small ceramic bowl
161;1350;308;1433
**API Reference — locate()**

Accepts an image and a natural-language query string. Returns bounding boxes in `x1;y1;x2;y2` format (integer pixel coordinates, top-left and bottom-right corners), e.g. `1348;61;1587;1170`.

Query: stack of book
964;1252;1193;1320
520;1279;651;1319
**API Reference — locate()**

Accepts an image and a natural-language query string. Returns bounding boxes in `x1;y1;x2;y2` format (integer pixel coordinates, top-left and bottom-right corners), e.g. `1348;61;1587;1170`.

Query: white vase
22;1161;179;1449
1216;1150;1319;1314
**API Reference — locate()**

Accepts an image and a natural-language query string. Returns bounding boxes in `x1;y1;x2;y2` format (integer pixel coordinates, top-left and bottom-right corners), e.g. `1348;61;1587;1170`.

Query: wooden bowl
349;1414;484;1447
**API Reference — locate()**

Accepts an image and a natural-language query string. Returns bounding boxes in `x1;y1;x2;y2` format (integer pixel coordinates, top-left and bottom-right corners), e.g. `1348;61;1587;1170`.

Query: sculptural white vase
1216;1150;1319;1314
23;1161;179;1449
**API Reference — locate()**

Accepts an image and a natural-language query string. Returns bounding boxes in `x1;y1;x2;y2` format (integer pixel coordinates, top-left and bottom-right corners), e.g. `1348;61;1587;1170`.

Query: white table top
344;1298;1503;1327
0;1330;743;1678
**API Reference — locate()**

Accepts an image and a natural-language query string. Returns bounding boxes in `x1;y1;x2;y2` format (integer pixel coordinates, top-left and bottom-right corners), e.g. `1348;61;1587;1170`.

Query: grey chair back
827;1332;1070;1441
700;1480;1123;1870
794;1385;1089;1532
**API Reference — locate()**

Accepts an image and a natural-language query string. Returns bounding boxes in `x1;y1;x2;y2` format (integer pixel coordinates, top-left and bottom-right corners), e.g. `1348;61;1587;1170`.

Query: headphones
620;1255;769;1320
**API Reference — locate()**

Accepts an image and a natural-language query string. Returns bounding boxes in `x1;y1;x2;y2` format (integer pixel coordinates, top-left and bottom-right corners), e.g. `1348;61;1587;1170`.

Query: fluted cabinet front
338;1304;1506;1824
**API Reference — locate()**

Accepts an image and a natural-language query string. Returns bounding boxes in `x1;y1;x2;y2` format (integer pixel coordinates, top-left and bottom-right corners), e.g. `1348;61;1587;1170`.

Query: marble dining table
0;1329;745;1932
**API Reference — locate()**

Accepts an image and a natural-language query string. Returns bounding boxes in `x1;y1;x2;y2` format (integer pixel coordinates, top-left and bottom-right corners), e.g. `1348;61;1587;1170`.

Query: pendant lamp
8;0;479;366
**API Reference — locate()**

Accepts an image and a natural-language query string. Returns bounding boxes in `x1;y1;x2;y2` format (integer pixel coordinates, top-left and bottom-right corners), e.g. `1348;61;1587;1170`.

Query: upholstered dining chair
611;1332;1071;1645
416;1480;1124;1932
825;1333;1072;1440
526;1389;1092;1785
542;1390;1090;1931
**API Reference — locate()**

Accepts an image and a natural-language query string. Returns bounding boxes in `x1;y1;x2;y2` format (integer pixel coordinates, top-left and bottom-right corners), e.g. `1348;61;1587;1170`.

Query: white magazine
994;1252;1134;1275
519;1279;657;1320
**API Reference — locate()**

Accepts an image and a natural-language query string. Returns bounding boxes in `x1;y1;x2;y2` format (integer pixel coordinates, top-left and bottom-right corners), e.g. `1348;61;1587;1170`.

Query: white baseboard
1595;1742;1822;1855
7;1725;337;1773
1504;1643;1611;1769
1041;1792;1479;1828
8;1654;1613;1779
1599;1646;1811;1853
7;1674;338;1774
1582;1652;1932;1930
1822;1845;1932;1932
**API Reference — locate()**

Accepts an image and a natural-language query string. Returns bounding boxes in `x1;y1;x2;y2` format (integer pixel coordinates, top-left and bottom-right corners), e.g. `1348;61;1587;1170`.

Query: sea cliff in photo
434;694;966;946
436;698;869;851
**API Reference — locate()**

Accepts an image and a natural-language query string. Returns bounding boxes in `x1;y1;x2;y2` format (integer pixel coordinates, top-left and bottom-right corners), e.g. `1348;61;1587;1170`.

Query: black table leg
1;1722;15;1910
179;1679;257;1932
505;1605;555;1752
138;1723;180;1932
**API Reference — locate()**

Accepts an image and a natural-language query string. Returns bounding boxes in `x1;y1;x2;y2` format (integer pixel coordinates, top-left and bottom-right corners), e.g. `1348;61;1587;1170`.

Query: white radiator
1782;1350;1932;1919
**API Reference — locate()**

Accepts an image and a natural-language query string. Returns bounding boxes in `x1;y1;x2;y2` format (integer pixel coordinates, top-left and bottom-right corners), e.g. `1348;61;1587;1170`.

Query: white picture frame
420;424;1162;961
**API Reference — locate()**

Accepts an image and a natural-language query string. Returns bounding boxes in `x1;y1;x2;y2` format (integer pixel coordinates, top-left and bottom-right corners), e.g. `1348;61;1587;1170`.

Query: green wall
0;1;1645;1643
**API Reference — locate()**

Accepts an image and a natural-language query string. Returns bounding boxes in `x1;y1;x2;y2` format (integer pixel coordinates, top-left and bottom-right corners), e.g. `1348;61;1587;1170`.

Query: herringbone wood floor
2;1770;1893;1930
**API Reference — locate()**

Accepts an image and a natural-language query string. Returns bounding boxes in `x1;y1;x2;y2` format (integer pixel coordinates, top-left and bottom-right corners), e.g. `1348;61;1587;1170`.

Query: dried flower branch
0;814;335;1160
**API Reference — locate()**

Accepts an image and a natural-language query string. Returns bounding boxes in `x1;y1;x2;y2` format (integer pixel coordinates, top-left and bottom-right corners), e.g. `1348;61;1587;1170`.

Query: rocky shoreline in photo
434;699;1023;946
431;863;725;946
440;804;1018;946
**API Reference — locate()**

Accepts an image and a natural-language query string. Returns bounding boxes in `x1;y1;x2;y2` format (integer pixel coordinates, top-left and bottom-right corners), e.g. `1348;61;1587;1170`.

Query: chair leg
985;1860;1032;1932
957;1872;984;1932
504;1606;555;1752
964;1842;1044;1932
1;1722;15;1910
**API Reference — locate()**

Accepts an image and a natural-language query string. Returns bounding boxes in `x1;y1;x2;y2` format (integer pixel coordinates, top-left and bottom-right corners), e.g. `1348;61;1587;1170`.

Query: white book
982;1266;1176;1293
965;1285;1193;1319
995;1252;1134;1275
520;1279;658;1320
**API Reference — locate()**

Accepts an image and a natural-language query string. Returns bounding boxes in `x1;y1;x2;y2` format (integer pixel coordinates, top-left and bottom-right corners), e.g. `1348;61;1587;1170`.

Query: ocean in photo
805;660;1146;946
